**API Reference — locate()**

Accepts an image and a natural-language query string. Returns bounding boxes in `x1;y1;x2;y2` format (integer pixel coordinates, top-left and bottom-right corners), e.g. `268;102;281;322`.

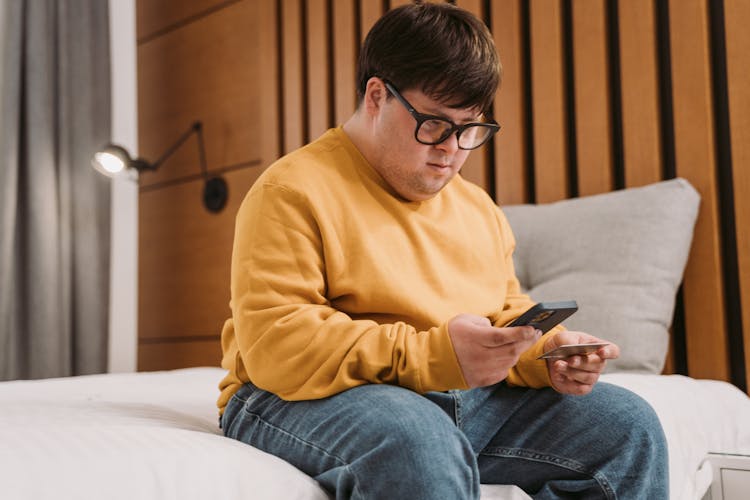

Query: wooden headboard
136;0;749;394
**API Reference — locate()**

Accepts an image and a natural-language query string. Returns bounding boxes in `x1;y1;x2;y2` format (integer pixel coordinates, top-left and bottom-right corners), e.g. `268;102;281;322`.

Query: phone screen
506;300;578;334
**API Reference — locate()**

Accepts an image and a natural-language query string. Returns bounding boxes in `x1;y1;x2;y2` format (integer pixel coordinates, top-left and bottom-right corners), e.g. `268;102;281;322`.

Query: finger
551;371;592;395
568;354;607;372
482;326;540;347
560;379;595;396
565;365;601;385
553;360;601;386
567;369;600;386
567;355;584;368
467;316;492;327
599;344;620;360
553;370;597;395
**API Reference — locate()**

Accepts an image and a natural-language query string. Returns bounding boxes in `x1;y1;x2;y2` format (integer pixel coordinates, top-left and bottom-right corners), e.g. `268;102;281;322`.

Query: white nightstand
706;452;750;500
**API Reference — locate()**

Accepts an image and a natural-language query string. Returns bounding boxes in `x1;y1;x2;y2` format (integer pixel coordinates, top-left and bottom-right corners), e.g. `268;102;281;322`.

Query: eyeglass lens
417;120;495;150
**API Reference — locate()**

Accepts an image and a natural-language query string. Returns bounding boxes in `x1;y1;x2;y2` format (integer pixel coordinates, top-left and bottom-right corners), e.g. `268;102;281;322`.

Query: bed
1;367;749;499
2;179;749;499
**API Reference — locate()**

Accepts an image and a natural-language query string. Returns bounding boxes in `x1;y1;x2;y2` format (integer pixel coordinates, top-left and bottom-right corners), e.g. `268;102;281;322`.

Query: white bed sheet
0;368;748;500
601;372;750;500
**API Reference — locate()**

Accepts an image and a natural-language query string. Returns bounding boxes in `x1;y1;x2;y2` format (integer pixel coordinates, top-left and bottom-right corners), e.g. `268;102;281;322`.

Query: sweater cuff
423;322;470;392
505;330;558;388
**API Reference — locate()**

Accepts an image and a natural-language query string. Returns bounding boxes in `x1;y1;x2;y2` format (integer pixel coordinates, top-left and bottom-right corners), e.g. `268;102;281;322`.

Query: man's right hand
447;314;542;388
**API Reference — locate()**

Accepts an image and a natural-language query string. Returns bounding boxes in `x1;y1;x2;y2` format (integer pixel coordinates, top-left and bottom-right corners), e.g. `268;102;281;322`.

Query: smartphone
506;300;578;334
537;342;610;360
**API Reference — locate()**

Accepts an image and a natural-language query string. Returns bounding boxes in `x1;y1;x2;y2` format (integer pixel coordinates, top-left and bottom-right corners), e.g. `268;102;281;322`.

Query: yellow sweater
217;127;557;411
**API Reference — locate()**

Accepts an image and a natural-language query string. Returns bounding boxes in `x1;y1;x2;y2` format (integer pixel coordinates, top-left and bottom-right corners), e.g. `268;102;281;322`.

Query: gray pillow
502;178;700;374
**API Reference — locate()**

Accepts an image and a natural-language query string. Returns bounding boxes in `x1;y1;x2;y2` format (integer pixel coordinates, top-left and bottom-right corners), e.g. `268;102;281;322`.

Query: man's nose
435;132;460;154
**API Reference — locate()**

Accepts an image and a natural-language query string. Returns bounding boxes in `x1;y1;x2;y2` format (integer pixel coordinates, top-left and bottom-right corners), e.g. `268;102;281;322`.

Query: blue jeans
221;381;668;499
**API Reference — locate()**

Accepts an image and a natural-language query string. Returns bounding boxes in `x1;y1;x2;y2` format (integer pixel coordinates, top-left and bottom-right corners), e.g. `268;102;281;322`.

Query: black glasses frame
383;81;500;150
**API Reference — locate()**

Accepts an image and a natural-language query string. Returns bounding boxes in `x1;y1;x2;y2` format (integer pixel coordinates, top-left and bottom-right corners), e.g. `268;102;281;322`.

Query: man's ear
363;77;387;116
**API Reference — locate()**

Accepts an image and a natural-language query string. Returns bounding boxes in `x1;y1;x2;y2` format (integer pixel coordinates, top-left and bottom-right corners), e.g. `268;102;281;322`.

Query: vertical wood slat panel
282;0;305;154
259;0;280;165
571;0;613;196
307;0;331;140
136;0;273;370
136;0;228;41
360;0;385;44
136;0;749;385
618;0;663;187
137;0;262;188
455;0;489;191
139;167;263;341
724;0;750;392
492;0;529;205
333;0;358;125
529;0;569;203
669;0;730;381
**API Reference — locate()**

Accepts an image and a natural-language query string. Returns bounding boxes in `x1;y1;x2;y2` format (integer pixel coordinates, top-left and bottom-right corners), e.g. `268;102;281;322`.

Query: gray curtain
0;0;111;380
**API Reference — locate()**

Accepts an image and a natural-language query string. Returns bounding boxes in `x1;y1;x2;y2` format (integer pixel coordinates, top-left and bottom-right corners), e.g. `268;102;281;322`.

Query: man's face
369;84;478;202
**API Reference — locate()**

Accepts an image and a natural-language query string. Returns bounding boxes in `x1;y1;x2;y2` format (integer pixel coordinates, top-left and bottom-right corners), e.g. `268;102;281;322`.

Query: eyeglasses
383;81;500;150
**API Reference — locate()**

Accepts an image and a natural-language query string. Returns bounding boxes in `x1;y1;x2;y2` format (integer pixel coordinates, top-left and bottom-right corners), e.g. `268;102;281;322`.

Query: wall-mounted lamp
92;121;228;213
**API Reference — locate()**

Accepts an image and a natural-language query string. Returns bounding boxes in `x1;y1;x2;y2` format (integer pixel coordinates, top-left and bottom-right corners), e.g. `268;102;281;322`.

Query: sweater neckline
332;126;434;209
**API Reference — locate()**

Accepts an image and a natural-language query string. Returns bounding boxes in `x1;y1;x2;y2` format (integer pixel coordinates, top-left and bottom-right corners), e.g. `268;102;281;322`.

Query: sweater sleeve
229;182;468;401
488;206;560;389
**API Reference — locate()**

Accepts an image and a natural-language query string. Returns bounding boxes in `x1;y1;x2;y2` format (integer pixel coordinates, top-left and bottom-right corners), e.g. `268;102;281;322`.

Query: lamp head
92;145;129;176
91;144;152;177
92;123;227;213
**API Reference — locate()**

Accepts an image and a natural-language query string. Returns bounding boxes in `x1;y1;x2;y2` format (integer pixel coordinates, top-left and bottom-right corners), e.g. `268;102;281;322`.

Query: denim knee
302;385;479;500
592;383;669;495
226;383;482;500
605;384;666;449
321;386;481;500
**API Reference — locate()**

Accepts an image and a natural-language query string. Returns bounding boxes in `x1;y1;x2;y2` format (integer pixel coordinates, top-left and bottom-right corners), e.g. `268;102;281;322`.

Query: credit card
537;342;610;360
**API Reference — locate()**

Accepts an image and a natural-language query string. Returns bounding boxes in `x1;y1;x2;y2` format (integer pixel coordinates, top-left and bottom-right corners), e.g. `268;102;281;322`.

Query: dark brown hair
356;2;502;115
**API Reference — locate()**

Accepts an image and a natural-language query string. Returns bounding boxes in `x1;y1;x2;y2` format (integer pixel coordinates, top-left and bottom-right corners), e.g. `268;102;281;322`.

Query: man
218;3;668;498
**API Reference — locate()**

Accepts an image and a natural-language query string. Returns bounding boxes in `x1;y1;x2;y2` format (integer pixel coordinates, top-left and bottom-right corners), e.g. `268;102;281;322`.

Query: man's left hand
544;331;620;395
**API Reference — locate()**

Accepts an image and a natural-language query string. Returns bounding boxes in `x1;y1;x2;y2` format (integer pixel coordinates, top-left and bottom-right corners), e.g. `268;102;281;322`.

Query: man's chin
404;180;452;201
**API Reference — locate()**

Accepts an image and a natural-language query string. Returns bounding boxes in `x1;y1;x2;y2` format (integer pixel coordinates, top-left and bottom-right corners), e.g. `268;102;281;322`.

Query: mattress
0;367;748;500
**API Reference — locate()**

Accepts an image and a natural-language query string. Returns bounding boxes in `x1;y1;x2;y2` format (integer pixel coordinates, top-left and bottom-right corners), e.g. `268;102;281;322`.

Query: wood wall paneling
137;0;261;188
529;0;569;203
138;338;222;371
258;0;281;167
617;0;663;187
333;0;358;124
724;0;750;392
571;0;613;196
307;0;332;140
360;0;385;44
136;0;750;389
460;149;490;193
492;0;529;206
455;0;489;191
282;0;306;154
139;167;264;343
389;0;414;9
668;0;729;381
136;0;230;42
454;0;483;24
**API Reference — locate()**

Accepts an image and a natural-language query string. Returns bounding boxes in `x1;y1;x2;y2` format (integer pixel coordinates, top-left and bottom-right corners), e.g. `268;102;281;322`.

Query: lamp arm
149;121;206;175
133;120;226;213
195;122;209;179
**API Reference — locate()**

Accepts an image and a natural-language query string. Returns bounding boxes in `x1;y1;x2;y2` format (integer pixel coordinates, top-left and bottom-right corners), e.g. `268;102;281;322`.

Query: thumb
465;315;492;327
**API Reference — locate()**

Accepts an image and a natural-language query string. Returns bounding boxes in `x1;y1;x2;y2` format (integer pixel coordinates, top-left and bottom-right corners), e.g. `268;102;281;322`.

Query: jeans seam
235;387;264;406
247;410;349;468
452;391;463;428
480;447;616;500
347;464;364;500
